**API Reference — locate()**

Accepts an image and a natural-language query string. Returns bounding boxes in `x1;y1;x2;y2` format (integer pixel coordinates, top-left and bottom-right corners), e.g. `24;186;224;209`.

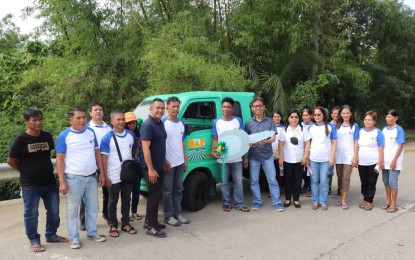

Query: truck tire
183;171;209;212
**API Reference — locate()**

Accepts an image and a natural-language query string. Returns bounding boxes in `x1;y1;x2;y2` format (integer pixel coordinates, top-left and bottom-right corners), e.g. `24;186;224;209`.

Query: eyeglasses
313;114;322;116
289;116;299;119
252;105;264;109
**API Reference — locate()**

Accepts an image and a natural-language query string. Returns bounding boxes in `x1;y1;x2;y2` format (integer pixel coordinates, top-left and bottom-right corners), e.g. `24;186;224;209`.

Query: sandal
222;205;232;212
30;243;45;253
293;201;301;208
46;235;69;243
341;202;349;210
109;226;119;237
386;207;398;213
284;201;291;207
121;224;137;235
359;201;367;209
130;213;143;221
364;203;373;210
381;204;391;210
238;206;250;212
336;201;342;206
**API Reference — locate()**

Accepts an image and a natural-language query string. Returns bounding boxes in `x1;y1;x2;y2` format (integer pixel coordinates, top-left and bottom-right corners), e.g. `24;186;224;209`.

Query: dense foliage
1;0;415;162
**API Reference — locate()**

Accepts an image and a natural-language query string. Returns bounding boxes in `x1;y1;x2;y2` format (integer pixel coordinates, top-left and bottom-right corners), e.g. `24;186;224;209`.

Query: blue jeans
249;156;281;207
163;163;185;219
218;161;245;209
65;173;99;240
309;161;330;205
22;183;60;244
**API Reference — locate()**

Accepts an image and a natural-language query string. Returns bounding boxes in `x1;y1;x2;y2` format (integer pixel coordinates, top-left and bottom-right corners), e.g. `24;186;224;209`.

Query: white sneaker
70;239;81;249
176;215;190;224
165;217;181;226
87;234;106;242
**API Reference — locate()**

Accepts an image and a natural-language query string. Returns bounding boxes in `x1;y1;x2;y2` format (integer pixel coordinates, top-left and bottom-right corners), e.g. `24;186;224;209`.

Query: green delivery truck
133;91;254;211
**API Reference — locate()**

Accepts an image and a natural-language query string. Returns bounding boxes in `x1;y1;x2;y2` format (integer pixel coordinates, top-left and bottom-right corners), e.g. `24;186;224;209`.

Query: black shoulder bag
112;131;137;183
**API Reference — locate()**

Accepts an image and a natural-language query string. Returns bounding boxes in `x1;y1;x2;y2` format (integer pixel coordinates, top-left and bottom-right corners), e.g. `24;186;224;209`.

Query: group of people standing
213;97;405;215
7;98;190;252
6;95;405;253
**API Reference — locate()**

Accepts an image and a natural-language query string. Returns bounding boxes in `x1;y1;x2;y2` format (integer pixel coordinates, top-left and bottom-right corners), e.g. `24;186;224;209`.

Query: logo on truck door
188;138;205;161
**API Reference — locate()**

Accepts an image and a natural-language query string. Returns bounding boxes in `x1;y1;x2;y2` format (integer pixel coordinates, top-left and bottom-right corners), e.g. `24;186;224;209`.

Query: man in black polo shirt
140;98;171;238
7;108;68;253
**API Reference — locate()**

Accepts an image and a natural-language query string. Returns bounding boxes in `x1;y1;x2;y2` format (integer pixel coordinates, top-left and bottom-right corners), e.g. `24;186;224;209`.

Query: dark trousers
358;164;379;203
284;162;303;201
108;182;133;227
79;187;109;225
142;168;165;228
131;165;144;214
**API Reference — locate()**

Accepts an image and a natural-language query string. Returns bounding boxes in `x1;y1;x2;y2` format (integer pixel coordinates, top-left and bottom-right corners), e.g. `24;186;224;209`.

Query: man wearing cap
140;98;170;238
56;107;106;249
162;96;191;226
79;103;112;230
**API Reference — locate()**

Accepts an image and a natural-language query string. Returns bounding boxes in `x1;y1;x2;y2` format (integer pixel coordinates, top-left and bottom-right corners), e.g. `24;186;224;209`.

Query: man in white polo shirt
100;110;138;236
79;102;112;230
56;107;106;249
162;96;191;226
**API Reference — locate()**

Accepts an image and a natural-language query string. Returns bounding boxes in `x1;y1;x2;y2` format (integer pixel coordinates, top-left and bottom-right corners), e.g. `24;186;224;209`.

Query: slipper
46;235;69;243
380;204;391;210
359;201;367;209
223;205;232;212
364;203;373;210
386;207;398;213
335;201;342;206
30;243;45;253
341;202;349;210
238;206;250;212
130;213;143;221
121;224;137;234
109;226;119;237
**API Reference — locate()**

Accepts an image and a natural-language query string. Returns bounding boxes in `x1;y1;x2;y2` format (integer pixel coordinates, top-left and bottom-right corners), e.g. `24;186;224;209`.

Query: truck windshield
133;99;167;120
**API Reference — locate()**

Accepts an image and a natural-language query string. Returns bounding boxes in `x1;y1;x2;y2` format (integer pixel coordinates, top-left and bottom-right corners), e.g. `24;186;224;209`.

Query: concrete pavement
1;143;414;260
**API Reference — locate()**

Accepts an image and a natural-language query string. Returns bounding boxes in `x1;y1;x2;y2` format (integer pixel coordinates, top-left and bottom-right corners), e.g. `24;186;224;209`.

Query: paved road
1;143;414;260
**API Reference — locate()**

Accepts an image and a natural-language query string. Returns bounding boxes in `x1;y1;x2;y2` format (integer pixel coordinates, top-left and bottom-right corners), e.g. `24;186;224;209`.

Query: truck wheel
183;171;209;212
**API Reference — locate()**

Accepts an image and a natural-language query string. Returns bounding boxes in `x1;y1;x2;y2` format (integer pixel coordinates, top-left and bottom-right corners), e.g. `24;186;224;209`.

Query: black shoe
284;201;291;207
143;221;166;230
146;227;166;238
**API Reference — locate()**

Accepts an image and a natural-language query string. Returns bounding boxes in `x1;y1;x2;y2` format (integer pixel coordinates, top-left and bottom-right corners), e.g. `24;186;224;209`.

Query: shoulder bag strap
111;131;123;162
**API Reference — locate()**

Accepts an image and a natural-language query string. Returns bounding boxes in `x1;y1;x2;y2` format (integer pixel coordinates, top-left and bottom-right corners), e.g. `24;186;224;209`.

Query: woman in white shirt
357;111;384;211
308;106;337;210
278;110;311;208
272;110;285;188
335;105;359;209
381;109;405;213
301;108;313;194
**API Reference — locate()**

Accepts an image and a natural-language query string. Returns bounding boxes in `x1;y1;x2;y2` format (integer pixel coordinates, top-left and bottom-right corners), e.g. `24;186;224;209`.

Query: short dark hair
167;96;181;105
387;109;399;117
251;96;264;106
23;108;43;121
222;97;234;106
88;102;104;112
68;107;86;118
152;98;164;105
331;106;340;113
110;109;124;119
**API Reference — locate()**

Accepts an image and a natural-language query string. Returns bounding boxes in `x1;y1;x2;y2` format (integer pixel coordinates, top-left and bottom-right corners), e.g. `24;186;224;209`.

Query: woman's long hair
336;105;355;129
314;106;329;136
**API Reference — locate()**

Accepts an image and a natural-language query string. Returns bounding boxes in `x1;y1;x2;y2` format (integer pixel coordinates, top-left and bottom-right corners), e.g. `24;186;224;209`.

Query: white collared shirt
278;125;311;163
88;120;112;146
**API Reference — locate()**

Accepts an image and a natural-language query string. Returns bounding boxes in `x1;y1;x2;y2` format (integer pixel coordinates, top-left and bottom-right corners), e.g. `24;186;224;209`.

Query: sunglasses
290;137;299;145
